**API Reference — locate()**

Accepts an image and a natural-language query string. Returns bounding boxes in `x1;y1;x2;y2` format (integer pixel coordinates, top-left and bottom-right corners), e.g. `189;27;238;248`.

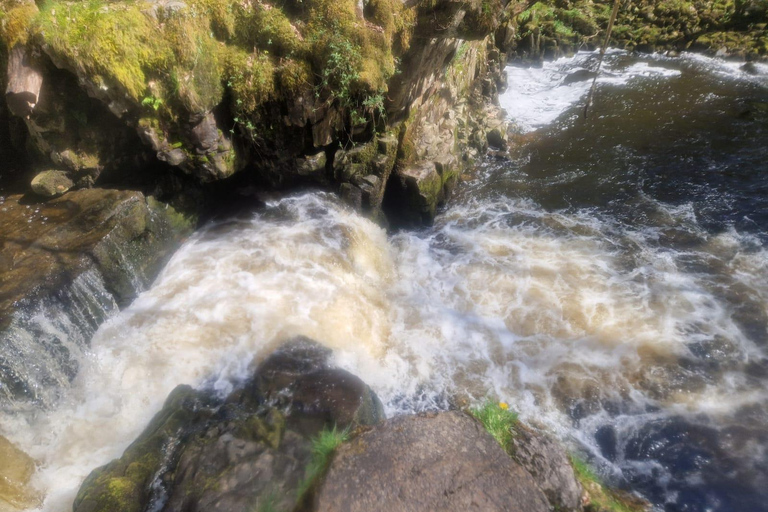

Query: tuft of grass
296;425;349;499
570;455;646;512
470;400;519;451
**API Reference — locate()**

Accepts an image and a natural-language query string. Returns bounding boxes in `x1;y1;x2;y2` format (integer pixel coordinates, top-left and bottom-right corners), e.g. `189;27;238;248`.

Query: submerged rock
0;436;40;511
315;411;551;512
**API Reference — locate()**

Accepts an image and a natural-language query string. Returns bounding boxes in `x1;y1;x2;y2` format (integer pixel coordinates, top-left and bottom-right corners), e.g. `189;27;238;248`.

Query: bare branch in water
584;0;621;119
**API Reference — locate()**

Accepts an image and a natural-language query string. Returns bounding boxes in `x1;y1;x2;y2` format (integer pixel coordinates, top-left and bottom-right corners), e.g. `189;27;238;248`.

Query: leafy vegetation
513;0;768;58
470;401;519;451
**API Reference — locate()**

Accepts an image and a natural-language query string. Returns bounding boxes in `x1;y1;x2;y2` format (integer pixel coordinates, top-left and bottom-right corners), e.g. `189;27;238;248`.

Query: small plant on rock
296;425;350;499
470;400;519;451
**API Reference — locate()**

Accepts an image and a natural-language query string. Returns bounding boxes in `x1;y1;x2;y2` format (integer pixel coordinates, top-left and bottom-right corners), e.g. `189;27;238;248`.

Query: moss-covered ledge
1;0;512;225
497;0;768;61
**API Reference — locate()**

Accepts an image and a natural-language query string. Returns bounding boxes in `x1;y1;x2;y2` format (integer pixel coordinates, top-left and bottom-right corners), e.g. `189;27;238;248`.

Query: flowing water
2;50;768;512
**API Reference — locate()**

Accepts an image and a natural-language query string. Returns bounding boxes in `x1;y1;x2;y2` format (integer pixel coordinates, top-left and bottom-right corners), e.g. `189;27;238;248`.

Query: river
2;50;767;512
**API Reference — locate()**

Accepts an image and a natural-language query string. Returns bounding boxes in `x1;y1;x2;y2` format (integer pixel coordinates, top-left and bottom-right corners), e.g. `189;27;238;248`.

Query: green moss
570;456;647;512
5;0;415;167
514;0;767;57
0;1;37;48
276;58;313;96
223;47;276;115
35;0;170;101
234;2;305;58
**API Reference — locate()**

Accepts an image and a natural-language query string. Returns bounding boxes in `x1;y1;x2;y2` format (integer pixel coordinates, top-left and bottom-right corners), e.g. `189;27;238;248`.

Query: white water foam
498;49;768;132
2;191;765;511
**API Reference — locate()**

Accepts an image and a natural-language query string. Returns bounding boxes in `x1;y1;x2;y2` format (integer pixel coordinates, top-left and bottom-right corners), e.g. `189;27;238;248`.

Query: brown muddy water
1;50;767;512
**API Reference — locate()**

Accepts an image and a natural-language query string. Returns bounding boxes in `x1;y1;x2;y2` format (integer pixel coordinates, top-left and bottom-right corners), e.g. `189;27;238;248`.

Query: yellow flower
499;402;509;410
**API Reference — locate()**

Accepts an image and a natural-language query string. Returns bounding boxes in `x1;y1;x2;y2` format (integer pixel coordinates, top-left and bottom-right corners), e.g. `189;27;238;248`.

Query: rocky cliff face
0;0;512;223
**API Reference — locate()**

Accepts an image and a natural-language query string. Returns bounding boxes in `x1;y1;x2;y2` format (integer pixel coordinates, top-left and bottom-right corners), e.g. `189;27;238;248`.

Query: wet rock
562;69;598;85
29;169;73;197
5;46;43;118
741;62;759;75
487;126;508;149
73;386;218;512
252;336;385;436
74;337;384;512
340;183;364;210
0;189;195;408
387;162;443;225
315;411;551;512
162;410;310;512
0;436;40;511
188;112;219;152
297;151;327;177
158;148;187;167
510;423;584;512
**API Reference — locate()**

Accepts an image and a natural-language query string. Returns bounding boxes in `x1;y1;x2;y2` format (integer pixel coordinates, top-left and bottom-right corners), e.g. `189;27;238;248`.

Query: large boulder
29;169;73;197
314;411;552;512
74;337;386;512
247;336;386;436
0;436;40;511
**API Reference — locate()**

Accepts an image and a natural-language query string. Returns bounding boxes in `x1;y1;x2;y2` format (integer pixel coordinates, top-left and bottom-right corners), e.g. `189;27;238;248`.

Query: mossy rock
510;0;768;59
73;385;215;512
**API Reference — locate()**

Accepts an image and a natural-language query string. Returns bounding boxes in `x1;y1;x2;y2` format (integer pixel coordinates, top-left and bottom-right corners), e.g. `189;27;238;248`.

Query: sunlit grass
470;400;519;450
296;425;350;499
570;455;646;512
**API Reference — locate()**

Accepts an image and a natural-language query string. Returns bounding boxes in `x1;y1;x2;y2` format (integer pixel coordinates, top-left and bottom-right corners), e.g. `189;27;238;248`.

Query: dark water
486;51;768;512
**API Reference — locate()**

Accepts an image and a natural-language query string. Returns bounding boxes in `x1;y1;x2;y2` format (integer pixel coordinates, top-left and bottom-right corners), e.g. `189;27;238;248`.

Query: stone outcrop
73;337;385;512
4;45;41;118
0;0;512;225
0;189;195;408
510;423;584;512
315;411;552;512
72;339;627;512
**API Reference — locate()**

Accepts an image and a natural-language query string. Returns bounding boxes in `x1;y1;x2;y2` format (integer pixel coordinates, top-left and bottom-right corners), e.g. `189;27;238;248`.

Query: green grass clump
570;456;646;512
470;400;519;451
296;426;349;499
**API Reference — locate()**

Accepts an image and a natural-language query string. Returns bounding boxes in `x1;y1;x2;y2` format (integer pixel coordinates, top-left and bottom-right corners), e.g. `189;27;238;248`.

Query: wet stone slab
0;189;193;408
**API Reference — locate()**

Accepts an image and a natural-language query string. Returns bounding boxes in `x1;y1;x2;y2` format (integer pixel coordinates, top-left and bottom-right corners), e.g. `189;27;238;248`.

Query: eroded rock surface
0;189;194;407
315;411;552;512
511;423;584;512
0;436;40;512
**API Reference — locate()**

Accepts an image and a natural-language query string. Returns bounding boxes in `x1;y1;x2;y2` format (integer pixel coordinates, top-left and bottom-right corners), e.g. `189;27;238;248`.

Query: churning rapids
3;50;768;512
